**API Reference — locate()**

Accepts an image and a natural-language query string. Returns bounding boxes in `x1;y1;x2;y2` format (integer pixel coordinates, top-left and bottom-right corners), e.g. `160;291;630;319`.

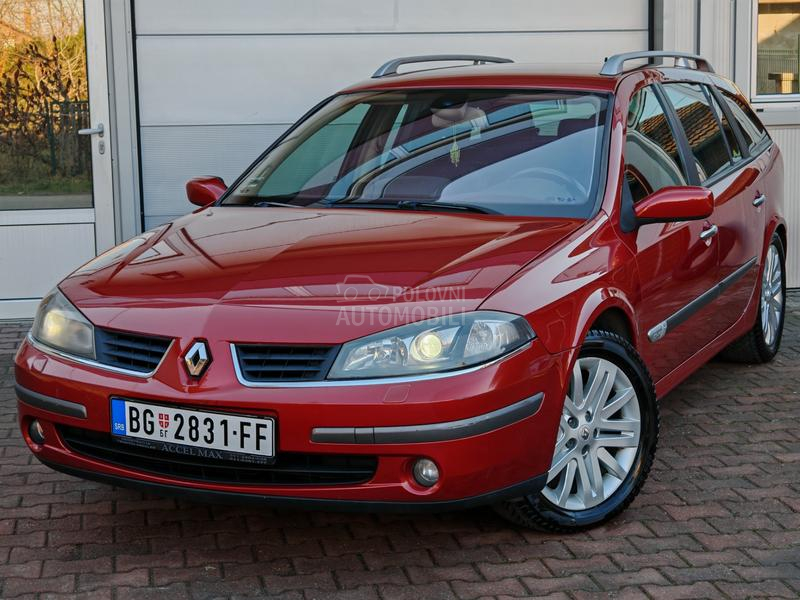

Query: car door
660;82;766;336
712;87;773;327
625;84;720;381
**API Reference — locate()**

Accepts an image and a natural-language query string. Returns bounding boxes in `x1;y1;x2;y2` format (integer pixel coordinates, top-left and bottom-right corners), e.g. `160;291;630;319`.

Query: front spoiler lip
39;458;547;512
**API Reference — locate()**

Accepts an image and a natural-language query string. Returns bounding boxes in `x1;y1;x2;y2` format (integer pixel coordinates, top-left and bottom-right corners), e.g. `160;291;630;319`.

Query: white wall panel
661;0;696;54
765;127;800;288
134;0;646;35
0;224;95;299
136;30;647;127
140;124;286;225
699;0;734;79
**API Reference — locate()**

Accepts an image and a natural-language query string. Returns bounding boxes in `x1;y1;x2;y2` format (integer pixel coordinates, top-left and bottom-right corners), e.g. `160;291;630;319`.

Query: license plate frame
110;398;276;465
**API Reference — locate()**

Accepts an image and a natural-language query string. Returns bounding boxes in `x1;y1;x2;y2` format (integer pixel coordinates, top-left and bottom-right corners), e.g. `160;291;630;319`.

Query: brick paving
1;297;799;599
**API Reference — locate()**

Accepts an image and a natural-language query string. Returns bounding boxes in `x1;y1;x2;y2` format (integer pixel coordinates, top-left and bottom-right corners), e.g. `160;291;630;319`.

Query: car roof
341;62;620;94
340;58;731;97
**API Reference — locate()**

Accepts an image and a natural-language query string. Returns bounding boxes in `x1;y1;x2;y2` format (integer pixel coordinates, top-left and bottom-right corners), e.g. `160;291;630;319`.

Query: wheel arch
774;221;787;255
588;306;636;346
569;288;639;352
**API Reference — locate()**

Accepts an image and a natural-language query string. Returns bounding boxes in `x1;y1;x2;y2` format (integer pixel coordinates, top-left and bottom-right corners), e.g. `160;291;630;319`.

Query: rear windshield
223;89;610;218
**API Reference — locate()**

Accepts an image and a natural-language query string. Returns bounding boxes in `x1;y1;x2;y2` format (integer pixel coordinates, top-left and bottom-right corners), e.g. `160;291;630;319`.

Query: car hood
61;206;583;343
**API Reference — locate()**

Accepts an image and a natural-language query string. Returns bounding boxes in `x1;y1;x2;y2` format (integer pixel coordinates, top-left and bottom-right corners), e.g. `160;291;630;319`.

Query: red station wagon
15;51;786;530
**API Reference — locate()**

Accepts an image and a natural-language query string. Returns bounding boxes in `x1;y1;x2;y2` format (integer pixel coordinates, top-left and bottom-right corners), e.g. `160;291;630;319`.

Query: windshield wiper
331;200;495;215
251;200;300;208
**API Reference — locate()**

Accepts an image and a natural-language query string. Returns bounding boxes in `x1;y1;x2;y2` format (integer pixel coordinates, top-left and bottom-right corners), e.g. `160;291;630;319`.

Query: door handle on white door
699;225;719;241
78;123;104;137
753;194;766;207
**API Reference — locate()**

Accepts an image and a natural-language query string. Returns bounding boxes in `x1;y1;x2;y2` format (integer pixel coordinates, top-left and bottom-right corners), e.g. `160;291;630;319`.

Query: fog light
412;458;440;487
29;420;45;445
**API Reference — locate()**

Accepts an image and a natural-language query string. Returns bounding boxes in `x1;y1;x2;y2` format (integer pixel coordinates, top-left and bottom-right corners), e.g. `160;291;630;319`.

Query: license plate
110;398;275;462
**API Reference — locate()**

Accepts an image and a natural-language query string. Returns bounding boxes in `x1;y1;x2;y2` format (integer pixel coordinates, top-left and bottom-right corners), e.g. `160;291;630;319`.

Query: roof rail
600;51;715;76
372;54;513;78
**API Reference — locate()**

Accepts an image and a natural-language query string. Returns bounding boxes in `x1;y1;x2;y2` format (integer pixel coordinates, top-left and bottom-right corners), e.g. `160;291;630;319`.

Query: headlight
31;290;95;359
328;311;534;380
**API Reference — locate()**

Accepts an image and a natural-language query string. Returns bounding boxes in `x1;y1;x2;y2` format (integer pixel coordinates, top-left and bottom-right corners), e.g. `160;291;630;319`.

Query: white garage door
133;0;648;229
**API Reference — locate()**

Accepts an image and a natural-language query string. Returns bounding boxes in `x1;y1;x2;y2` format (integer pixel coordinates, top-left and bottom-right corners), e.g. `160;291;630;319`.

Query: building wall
131;0;649;229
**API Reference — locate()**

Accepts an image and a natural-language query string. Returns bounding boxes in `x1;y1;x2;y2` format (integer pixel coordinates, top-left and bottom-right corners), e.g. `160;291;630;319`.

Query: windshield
223;89;610;218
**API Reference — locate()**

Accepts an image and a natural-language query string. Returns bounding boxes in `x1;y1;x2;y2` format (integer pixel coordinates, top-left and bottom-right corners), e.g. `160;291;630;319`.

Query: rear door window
625;85;687;203
662;83;732;183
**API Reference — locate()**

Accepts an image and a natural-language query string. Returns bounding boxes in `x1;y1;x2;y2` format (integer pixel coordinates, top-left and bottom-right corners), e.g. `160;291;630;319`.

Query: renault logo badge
184;341;211;377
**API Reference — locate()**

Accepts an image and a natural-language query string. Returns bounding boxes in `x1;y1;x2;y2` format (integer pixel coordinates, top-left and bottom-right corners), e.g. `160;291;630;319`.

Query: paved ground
1;297;799;600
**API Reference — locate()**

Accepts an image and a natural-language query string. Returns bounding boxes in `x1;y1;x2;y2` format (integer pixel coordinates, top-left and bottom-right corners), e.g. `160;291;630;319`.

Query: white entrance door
0;0;115;319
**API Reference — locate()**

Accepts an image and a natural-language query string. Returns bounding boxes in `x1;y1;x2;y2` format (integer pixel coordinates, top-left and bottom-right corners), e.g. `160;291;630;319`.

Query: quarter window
662;83;732;183
625;86;687;203
720;91;770;154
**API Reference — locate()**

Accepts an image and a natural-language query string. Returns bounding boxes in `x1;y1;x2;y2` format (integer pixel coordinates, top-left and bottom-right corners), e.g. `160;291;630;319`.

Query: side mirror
634;186;713;226
186;176;226;207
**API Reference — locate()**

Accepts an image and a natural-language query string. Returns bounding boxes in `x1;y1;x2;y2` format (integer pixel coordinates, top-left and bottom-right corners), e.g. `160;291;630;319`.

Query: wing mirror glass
186;176;227;207
634;186;714;226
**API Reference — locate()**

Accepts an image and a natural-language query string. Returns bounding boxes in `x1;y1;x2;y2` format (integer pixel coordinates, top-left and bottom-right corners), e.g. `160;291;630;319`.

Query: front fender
481;214;639;354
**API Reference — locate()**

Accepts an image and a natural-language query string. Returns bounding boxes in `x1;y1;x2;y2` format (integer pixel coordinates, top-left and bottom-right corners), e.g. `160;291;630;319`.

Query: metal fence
45;100;90;177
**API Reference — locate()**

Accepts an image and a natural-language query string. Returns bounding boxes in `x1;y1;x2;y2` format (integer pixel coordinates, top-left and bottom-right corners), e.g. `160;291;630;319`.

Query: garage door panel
397;0;647;32
134;0;396;35
140;124;285;223
134;0;646;35
136;30;647;126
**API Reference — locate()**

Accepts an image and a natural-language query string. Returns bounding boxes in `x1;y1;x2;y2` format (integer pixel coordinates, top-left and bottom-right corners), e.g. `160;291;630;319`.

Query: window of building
756;0;800;96
662;83;733;183
624;86;687;203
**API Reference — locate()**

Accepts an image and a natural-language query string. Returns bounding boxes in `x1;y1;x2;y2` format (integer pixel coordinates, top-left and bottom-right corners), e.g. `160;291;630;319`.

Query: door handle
699;224;719;241
78;123;104;137
753;194;766;207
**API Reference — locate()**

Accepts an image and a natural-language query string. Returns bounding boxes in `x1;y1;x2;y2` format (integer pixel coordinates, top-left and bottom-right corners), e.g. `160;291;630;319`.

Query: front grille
58;426;377;486
94;328;172;374
234;344;338;382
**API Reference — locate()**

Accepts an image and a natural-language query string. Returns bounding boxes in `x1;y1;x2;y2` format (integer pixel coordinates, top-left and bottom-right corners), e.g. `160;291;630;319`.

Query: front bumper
15;335;571;508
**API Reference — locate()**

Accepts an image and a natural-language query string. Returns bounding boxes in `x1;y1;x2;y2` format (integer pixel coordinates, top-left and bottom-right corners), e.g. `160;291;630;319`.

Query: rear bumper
15;335;570;507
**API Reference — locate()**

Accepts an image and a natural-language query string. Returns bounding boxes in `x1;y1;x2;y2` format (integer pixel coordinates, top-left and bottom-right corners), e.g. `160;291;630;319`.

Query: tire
494;331;659;532
719;233;786;364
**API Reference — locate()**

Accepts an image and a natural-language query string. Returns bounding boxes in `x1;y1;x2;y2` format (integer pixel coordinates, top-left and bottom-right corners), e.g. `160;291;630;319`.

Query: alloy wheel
543;357;641;511
761;244;784;348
